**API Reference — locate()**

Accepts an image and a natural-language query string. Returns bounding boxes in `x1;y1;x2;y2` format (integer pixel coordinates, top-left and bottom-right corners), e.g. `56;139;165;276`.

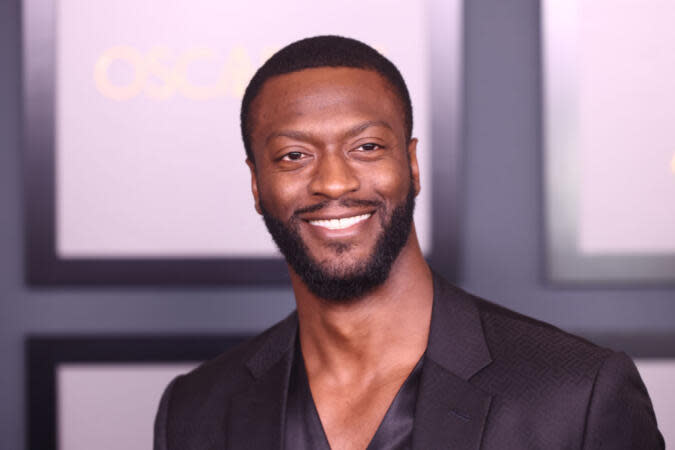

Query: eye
356;143;382;151
281;151;305;161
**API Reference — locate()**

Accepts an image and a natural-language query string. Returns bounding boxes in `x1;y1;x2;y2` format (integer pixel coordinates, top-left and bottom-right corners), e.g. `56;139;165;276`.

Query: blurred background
2;0;674;449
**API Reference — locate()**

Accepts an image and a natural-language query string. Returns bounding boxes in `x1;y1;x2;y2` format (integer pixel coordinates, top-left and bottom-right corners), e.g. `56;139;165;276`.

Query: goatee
260;184;416;302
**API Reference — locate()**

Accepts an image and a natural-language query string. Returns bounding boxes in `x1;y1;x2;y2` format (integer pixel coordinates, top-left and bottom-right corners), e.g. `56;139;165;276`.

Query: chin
314;257;371;281
297;262;390;302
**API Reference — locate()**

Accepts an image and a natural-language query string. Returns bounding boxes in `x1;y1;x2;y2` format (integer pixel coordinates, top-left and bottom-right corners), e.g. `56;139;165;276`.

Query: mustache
293;198;383;216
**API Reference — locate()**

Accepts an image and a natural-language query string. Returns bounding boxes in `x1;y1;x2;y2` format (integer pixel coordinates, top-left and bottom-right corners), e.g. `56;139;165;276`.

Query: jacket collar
426;270;493;379
240;271;494;379
245;312;298;379
227;313;298;450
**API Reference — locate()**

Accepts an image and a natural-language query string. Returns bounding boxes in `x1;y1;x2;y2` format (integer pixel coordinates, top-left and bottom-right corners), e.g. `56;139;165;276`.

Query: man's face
247;67;420;300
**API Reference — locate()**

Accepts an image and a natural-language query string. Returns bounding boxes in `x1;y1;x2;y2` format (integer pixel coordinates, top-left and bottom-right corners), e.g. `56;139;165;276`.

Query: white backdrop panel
57;363;198;450
575;0;675;254
56;0;431;258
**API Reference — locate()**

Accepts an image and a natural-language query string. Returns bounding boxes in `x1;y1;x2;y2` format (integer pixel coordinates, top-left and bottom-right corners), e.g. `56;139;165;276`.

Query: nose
308;151;360;199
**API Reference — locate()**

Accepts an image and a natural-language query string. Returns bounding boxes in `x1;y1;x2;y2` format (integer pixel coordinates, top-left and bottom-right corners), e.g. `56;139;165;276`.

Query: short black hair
240;35;413;163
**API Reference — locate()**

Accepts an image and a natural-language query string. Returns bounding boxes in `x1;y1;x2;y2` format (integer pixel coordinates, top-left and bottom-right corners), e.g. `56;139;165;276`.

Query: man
154;36;663;449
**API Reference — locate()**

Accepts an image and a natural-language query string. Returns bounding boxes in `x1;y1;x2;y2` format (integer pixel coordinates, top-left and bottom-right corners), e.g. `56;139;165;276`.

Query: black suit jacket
154;273;663;449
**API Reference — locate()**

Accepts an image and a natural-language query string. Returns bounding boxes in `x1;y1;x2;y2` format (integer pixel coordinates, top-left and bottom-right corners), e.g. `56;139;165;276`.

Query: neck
290;227;433;385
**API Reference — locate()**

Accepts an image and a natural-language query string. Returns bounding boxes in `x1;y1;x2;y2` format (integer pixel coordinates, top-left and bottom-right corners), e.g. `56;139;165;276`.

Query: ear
246;158;262;215
407;138;421;196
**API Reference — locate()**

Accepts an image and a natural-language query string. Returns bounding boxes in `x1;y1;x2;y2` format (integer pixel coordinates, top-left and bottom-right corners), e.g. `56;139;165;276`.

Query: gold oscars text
94;45;277;101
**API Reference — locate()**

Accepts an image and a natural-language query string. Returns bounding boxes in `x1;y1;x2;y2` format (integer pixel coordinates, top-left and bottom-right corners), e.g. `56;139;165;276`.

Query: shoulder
432;274;612;382
470;291;613;377
171;311;296;406
438;283;662;448
154;312;297;448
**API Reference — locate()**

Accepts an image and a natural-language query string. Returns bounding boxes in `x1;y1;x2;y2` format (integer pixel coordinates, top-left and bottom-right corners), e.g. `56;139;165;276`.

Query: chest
312;381;405;450
285;352;424;450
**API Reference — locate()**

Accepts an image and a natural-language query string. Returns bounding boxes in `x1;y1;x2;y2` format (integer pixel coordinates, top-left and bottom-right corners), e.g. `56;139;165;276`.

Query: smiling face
247;67;420;300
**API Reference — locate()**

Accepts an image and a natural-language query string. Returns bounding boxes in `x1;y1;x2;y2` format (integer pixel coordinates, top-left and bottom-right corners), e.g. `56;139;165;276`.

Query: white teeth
309;213;372;230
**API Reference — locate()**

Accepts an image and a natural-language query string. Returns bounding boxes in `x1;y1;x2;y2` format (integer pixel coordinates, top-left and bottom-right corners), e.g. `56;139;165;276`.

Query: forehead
248;67;406;144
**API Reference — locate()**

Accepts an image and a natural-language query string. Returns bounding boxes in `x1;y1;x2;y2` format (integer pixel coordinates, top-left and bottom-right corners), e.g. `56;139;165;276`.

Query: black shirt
284;341;424;450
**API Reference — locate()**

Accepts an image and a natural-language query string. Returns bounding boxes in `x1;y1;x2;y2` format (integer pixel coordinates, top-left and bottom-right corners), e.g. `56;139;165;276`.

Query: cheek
257;174;303;218
366;160;411;200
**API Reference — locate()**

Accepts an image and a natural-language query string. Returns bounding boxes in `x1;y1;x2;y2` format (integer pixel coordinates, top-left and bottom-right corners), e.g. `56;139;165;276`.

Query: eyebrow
265;120;393;145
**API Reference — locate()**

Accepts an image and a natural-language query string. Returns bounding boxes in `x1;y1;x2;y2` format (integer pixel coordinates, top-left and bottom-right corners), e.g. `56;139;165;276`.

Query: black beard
260;184;416;302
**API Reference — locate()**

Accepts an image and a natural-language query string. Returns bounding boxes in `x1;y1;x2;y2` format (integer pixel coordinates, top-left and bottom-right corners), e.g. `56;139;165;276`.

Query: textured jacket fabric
154;273;664;449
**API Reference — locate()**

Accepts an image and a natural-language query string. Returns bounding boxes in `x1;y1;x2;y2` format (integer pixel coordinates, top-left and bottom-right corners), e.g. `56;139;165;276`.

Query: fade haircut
240;35;413;163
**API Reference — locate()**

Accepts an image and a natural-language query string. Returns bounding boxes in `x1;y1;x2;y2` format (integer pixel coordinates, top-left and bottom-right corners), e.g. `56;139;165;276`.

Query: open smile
307;213;373;230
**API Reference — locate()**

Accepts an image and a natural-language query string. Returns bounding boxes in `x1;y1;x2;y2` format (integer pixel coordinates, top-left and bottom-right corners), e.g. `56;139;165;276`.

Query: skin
247;67;433;450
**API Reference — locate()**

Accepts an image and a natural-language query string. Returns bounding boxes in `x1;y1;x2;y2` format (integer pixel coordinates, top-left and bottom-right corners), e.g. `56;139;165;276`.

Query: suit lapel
412;273;494;449
413;360;492;449
227;313;298;450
